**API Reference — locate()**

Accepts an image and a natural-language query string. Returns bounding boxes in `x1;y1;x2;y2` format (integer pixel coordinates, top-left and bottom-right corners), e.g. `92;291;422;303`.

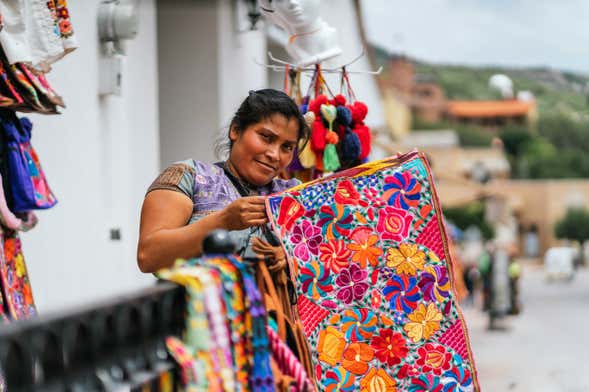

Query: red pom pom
308;95;328;116
333;94;347;107
354;124;371;159
311;119;327;152
351;101;368;123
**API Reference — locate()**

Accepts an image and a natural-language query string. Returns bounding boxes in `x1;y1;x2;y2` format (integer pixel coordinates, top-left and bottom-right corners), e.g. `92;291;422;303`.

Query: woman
137;88;309;273
138;89;316;386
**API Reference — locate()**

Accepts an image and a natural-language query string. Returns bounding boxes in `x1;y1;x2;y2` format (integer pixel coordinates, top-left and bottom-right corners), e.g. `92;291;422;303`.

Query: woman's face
229;114;299;186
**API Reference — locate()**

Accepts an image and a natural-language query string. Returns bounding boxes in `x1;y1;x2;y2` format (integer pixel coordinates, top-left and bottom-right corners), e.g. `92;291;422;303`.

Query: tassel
298;140;317;168
323;143;340;172
342;130;361;161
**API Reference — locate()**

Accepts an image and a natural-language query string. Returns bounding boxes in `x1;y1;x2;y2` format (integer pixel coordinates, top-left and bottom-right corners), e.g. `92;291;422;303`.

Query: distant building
387;56;447;124
446;100;537;128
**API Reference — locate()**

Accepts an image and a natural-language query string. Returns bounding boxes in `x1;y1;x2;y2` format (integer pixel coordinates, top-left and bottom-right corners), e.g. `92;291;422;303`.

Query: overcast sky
361;0;589;74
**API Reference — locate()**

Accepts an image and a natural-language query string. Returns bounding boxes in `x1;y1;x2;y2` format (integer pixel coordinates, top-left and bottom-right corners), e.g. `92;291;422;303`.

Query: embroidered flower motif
382;172;422;210
416;343;453;376
347;227;383;268
15;254;26;278
335;263;369;305
419;265;450;303
370;289;382;310
404;303;443;343
58;19;73;35
386;243;426;276
360;367;397;392
341;308;378;342
277;197;305;234
325;367;356;392
370;328;408;366
392;310;406;324
317;204;354;240
382;275;421;313
334;179;362;205
291;221;322;262
397;363;421;380
300;260;333;300
341;342;374;375
319;240;352;273
407;374;443;392
318;326;346;366
377;206;413;242
440;365;474;392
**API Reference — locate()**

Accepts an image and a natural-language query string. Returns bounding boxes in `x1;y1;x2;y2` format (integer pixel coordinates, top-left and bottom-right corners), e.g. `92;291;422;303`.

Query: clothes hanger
255;48;383;75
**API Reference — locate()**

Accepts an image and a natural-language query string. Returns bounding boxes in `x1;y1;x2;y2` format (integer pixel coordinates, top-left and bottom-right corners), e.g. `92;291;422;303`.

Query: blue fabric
2;112;57;212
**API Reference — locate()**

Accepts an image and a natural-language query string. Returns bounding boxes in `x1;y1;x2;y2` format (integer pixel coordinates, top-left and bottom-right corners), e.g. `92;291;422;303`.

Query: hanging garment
2;112;57;212
267;151;480;392
0;0;77;73
0;227;36;320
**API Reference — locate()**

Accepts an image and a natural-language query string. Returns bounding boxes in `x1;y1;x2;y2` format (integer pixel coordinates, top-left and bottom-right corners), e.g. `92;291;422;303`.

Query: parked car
544;246;577;281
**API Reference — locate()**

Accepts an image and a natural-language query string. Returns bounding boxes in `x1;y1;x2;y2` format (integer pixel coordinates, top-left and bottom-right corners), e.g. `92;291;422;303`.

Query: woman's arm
137;190;268;273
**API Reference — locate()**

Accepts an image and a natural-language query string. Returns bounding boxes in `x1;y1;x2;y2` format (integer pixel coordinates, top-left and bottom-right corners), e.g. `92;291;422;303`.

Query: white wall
20;0;158;313
158;0;267;166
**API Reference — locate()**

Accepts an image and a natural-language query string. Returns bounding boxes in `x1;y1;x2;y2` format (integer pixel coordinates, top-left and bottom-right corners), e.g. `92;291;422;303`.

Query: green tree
443;201;495;240
554;207;589;245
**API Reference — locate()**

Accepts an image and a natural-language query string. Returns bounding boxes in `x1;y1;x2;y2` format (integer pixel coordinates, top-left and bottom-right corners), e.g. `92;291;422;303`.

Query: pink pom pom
333;94;347;107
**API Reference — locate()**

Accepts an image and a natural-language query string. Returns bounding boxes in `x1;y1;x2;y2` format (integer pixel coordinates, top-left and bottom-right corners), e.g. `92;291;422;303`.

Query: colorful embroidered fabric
267;151;480;392
0;228;36;320
159;256;276;392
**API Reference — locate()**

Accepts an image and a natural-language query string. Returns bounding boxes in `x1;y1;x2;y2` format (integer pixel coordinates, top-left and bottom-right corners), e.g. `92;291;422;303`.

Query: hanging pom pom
308;95;328;116
325;130;339;145
350;101;368;124
300;104;308;114
323;143;340;172
336;106;353;126
311;119;327;152
354;124;372;160
342;130;361;161
329;94;347;106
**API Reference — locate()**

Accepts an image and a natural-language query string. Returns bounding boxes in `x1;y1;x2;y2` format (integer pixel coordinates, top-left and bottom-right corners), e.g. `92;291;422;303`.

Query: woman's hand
220;196;268;230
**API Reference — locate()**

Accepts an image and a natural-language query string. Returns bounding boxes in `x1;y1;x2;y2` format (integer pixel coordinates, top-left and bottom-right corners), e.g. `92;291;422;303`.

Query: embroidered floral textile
268;151;479;391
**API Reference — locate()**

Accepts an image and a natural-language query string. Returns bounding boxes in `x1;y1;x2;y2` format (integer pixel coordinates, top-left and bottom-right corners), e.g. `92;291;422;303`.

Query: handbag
2;112;57;212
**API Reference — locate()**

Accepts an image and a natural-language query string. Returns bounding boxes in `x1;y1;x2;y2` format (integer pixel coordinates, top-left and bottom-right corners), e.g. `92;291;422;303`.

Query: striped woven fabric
267;151;480;392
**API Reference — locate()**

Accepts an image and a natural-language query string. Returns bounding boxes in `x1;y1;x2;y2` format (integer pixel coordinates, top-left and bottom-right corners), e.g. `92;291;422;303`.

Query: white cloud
360;0;589;73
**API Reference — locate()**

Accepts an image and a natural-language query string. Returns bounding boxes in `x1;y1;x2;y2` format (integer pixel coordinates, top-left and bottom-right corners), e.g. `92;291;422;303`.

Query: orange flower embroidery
360;367;397;392
318;327;346;366
385;243;426;276
347;227;383;268
342;342;374;375
403;303;443;343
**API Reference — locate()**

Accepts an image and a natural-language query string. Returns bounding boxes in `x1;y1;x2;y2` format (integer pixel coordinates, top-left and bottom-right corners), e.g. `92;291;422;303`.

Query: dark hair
215;89;309;158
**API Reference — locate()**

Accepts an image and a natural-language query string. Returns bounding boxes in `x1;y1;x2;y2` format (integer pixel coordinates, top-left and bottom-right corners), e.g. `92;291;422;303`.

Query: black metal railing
0;282;186;391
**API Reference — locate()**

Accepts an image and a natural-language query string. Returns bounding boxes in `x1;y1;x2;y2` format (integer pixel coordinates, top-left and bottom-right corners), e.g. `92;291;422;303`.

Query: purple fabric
189;160;298;222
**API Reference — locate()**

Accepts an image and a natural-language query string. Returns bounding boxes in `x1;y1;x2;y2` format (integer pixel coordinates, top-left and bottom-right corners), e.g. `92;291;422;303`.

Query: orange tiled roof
447;100;533;118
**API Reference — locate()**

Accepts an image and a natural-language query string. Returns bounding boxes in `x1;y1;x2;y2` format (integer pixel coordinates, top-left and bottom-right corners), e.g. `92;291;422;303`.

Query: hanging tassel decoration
299;112;317;168
337;106;361;162
349;101;371;160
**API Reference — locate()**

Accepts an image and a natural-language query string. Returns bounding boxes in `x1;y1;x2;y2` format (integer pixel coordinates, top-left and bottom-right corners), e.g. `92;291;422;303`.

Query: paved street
461;263;589;392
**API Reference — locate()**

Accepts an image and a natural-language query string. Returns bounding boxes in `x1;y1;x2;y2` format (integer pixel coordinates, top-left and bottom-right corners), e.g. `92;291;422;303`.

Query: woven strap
267;326;314;392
